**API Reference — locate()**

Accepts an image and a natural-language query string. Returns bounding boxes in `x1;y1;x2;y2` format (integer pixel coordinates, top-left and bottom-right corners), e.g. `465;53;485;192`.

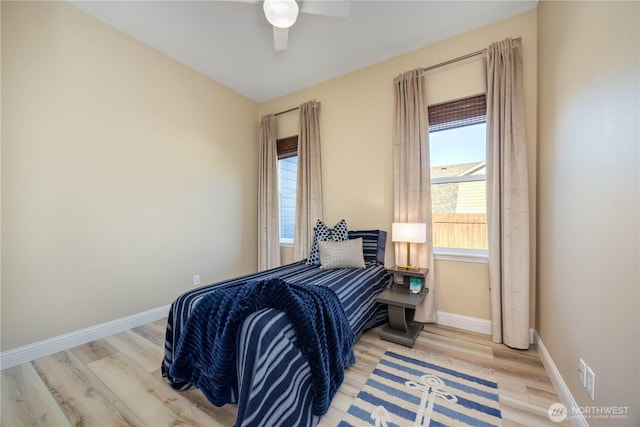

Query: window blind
277;135;298;160
428;94;486;132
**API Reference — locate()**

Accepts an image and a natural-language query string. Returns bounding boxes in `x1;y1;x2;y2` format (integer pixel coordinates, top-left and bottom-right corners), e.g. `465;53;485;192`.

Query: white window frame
429;112;488;262
431;167;488;262
278;157;296;246
433;247;488;263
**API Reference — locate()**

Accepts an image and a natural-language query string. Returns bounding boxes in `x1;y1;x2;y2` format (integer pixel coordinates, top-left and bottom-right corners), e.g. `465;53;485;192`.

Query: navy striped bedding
162;231;390;427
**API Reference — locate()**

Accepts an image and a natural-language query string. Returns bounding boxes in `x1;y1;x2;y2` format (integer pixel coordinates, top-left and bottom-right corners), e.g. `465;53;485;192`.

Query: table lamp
392;222;427;271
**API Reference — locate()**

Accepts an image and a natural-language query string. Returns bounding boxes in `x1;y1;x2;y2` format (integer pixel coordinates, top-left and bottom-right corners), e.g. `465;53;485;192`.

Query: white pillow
318;238;365;269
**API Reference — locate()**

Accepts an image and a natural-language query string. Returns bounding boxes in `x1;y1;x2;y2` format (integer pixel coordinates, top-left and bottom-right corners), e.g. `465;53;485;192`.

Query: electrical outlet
579;359;586;387
586;366;595;400
193;274;200;286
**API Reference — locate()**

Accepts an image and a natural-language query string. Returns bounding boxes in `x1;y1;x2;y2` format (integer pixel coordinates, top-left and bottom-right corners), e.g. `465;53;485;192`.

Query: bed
161;229;390;427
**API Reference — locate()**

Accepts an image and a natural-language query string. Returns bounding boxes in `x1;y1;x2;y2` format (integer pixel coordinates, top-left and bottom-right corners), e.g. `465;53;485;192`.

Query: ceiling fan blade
299;0;351;18
273;26;289;51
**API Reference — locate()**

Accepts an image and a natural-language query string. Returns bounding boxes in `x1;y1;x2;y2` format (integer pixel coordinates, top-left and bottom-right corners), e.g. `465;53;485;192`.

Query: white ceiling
68;1;537;103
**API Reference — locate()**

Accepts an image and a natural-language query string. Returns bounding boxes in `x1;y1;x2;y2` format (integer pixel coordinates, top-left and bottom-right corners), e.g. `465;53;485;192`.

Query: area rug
340;348;502;427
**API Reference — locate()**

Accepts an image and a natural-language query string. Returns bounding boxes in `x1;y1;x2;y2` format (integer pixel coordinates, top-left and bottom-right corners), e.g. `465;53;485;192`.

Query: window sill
279;242;294;248
433;248;488;264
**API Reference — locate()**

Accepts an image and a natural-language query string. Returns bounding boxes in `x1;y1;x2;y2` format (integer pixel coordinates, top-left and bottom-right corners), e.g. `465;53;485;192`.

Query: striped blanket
162;259;390;427
168;278;355;416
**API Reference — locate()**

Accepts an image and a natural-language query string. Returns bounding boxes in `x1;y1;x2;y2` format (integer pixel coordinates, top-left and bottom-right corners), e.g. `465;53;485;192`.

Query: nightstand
376;266;428;347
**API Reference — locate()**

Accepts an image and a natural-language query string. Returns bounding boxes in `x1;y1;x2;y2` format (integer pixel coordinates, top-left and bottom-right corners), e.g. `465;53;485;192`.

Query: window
277;136;298;244
429;95;487;255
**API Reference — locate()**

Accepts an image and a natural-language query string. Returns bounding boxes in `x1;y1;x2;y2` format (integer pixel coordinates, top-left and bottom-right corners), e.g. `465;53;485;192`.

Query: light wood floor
1;320;567;426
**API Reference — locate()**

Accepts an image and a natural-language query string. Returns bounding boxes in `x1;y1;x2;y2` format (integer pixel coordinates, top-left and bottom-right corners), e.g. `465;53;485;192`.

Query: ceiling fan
262;0;351;51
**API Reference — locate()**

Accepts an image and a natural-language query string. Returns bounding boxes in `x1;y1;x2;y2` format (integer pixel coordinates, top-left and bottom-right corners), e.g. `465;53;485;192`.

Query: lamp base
395;264;421;272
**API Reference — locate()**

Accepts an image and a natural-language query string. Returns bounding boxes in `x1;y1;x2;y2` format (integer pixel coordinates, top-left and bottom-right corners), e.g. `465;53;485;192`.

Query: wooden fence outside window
432;213;487;249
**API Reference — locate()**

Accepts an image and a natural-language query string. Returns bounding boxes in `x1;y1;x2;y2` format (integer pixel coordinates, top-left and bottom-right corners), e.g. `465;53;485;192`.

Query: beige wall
261;10;537;323
537;1;639;423
1;2;540;351
1;1;258;350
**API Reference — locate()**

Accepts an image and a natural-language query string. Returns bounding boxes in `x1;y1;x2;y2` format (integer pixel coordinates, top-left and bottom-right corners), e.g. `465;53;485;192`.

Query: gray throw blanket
168;277;355;416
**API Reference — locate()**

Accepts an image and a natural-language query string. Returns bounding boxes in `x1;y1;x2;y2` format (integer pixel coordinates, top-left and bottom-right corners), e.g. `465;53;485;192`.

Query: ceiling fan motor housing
263;0;299;29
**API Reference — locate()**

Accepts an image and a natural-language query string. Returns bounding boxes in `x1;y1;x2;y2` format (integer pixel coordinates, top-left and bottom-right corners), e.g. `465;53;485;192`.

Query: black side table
376;266;428;347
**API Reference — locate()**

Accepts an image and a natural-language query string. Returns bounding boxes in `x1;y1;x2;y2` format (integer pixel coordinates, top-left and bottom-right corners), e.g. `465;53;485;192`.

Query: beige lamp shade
392;222;427;270
392;223;427;243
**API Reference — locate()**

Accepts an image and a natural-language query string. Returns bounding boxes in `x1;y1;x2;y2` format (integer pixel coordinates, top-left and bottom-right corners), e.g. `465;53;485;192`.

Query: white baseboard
0;305;170;371
435;311;536;345
534;331;588;427
436;311;492;335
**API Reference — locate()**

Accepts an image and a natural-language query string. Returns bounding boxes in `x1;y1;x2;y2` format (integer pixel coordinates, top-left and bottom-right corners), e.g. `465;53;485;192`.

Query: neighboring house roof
431;162;482;178
431;161;486;214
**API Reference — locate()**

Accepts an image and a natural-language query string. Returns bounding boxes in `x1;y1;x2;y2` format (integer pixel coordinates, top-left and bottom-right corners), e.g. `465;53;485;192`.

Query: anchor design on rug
370;405;391;427
405;374;457;427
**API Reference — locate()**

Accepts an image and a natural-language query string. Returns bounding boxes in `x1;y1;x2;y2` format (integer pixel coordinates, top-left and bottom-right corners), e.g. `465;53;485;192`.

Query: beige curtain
393;69;436;323
485;38;530;349
293;101;323;261
257;114;281;270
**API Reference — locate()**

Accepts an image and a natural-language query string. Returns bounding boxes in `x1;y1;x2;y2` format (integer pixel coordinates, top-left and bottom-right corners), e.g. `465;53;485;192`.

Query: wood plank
1;363;71;427
354;331;389;358
88;352;229;426
103;330;164;373
179;388;239;424
131;319;167;348
32;350;146;426
500;394;570;426
526;384;564;408
495;374;532;402
317;407;342;427
415;328;495;360
70;338;118;365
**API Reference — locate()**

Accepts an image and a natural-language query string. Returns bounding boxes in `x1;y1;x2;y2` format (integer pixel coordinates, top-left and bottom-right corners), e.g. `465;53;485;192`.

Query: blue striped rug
340;350;502;427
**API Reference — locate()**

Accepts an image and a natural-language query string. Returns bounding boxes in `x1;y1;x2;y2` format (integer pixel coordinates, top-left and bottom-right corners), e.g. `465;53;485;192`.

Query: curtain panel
485;37;531;349
393;69;437;323
257;114;281;270
293;101;323;261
